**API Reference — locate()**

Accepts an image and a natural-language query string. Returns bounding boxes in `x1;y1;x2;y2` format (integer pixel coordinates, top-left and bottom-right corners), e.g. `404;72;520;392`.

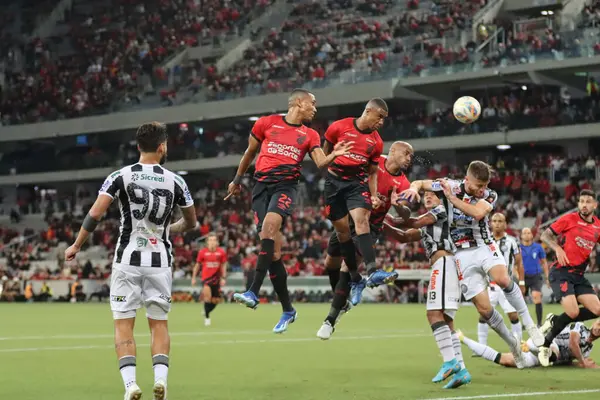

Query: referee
519;227;549;327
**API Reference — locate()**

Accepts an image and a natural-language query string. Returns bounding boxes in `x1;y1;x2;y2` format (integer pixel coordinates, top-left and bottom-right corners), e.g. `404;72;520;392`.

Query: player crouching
458;319;600;369
384;191;471;389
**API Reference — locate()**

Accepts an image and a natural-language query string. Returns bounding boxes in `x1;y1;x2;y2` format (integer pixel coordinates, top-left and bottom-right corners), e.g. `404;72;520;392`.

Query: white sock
511;320;523;341
477;322;489;345
153;354;169;384
487;309;516;347
432;322;456;362
462;335;500;363
451;332;466;369
118;356;136;389
503;282;534;327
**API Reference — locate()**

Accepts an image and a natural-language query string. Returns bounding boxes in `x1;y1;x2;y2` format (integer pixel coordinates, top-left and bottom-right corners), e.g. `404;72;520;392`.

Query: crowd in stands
2;149;599;303
0;0;274;126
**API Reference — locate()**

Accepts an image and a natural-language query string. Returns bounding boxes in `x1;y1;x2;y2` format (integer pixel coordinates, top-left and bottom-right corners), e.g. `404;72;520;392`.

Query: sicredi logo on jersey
131;173;164;183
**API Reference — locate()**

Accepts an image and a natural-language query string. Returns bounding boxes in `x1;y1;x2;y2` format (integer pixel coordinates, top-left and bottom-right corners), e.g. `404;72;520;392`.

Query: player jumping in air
226;89;352;333
476;213;525;346
192;232;227;326
520;227;549;327
323;98;398;303
383;191;471;389
460;320;600;369
65;122;198;400
403;161;544;369
316;141;413;337
537;190;600;366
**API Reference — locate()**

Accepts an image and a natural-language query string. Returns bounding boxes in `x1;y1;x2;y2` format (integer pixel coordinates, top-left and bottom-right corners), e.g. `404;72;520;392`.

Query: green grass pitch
1;303;599;400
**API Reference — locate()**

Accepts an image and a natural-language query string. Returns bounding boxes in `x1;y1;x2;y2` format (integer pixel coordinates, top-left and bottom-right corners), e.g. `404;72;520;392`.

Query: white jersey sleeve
99;169;124;199
173;174;194;208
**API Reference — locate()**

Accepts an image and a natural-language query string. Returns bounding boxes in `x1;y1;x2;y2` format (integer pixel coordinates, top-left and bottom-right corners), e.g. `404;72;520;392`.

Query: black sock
340;240;361;282
269;259;293;312
535;303;543;326
544;312;575;347
356;233;377;275
249;238;274;295
326;271;351;325
327;267;341;292
204;302;216;318
575;307;598;322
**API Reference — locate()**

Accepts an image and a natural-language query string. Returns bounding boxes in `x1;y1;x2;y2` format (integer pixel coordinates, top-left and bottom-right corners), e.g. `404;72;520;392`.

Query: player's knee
478;305;494;320
426;310;445;324
325;256;340;270
494;275;511;288
146;302;170;321
260;223;278;240
478;316;486;324
353;216;370;233
565;308;580;319
508;314;519;324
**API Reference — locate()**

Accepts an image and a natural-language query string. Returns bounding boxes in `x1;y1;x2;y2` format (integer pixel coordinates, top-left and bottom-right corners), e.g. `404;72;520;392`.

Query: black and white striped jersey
99;163;194;268
431;179;498;249
495;233;520;277
419;202;457;260
553;322;594;364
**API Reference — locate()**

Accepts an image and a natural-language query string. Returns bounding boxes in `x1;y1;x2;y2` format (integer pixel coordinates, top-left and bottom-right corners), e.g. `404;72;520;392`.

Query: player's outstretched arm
169;205;197;233
401;180;434;203
309;141;353;169
191;262;201;286
568;331;590;367
439;179;490;221
65;194;113;261
383;220;422;243
225;135;260;200
541;228;570;266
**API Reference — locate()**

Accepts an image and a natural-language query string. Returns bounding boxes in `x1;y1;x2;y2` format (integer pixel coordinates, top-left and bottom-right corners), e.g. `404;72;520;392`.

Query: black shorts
203;276;222;298
549;268;595;301
252;181;297;231
324;174;371;221
524;274;543;294
327;227;380;257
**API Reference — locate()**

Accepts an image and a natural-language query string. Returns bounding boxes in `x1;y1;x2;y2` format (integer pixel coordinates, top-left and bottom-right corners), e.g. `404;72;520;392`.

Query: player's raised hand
224;182;242;201
332;140;354;157
64;244;80;262
400;187;420;203
555;247;570;266
439;179;456;200
390;186;402;206
191;278;197;286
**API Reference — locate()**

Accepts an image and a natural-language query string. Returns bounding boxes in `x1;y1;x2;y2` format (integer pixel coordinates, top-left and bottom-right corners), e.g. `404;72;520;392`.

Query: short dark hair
368;98;388;112
467;160;492;182
288;88;312;102
136;122;168;152
580;189;597;200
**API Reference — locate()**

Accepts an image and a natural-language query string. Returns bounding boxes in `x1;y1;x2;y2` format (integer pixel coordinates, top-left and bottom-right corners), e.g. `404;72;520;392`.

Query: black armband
82;214;99;232
232;175;242;185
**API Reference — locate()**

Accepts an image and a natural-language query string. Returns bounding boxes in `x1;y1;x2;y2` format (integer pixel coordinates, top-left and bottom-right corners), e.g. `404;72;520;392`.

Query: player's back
101;163;192;268
553;322;593;362
420;202;457;260
496;234;519;274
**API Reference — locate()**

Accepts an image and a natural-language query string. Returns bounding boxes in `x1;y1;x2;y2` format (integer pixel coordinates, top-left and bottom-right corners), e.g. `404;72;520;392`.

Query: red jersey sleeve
324;121;339;144
250;116;269;142
196;248;205;263
550;213;573;236
308;129;321;153
370;136;383;165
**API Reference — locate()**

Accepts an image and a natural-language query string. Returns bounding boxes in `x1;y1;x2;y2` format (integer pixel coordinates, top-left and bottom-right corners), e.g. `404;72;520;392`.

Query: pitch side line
0;332;429;353
422;389;600;400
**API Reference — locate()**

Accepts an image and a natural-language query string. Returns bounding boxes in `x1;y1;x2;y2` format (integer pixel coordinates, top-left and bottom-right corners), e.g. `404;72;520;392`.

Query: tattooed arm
541;228;570;266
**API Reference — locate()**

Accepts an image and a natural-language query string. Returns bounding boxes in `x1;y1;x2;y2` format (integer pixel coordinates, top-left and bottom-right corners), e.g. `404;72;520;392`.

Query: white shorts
489;283;516;314
455;245;506;301
110;263;172;320
427;256;461;313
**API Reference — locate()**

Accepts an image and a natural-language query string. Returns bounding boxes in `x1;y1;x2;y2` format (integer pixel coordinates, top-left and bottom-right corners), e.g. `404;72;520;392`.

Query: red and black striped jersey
324;117;383;183
251;115;321;183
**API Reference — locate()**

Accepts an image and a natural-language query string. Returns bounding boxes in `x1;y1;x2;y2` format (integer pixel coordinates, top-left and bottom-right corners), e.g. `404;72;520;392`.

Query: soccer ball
453;96;481;124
